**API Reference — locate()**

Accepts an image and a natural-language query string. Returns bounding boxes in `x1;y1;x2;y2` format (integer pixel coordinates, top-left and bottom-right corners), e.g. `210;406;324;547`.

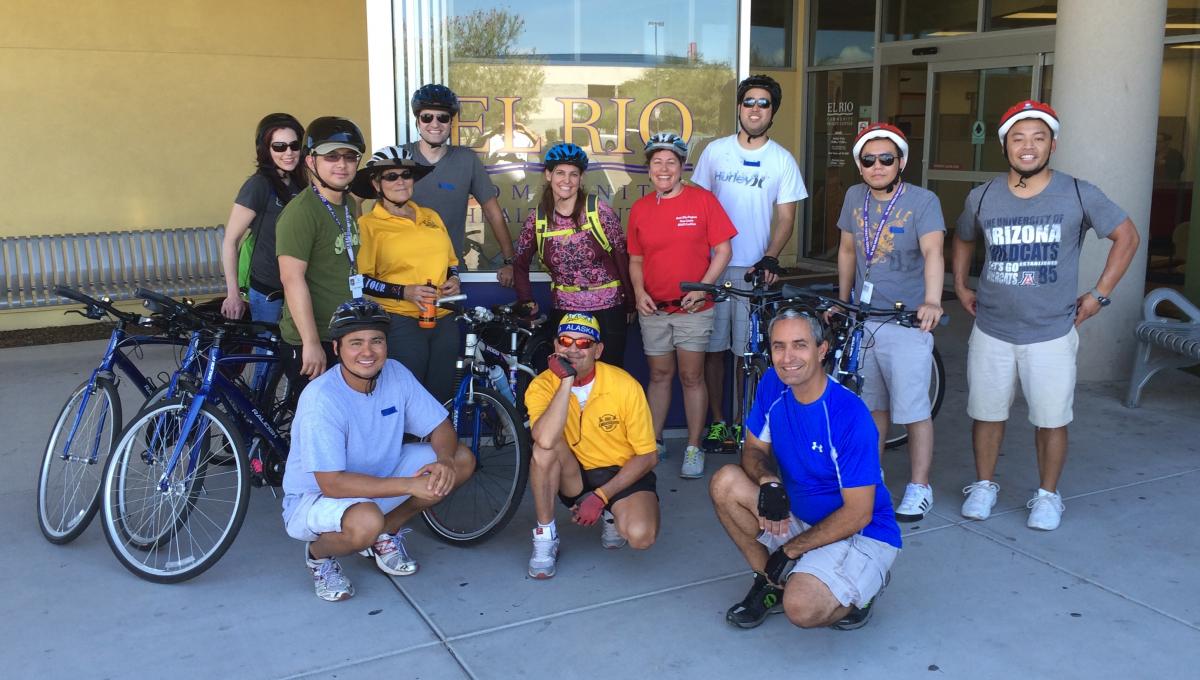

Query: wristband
502;256;515;265
764;547;797;586
594;487;610;505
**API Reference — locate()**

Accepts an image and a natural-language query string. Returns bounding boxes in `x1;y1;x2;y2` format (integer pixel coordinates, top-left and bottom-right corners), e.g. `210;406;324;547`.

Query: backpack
534;194;618;292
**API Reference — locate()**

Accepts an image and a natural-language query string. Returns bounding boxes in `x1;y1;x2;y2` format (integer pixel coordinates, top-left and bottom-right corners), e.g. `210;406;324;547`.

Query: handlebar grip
680;281;715;293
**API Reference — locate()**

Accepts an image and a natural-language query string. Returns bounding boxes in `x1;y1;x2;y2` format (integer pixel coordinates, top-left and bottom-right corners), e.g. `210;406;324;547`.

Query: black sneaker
702;421;729;453
725;572;784;629
831;571;890;631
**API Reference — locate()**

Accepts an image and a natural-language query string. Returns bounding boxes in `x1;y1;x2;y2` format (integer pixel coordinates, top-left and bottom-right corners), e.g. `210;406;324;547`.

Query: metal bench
0;226;226;310
1124;287;1200;407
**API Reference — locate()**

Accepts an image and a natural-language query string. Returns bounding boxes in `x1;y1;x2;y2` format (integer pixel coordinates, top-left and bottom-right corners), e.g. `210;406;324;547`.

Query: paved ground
3;314;1199;679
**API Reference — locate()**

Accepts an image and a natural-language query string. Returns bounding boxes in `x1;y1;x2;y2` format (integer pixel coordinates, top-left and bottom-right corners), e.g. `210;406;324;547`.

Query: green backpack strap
535;194;613;269
584;194;611;253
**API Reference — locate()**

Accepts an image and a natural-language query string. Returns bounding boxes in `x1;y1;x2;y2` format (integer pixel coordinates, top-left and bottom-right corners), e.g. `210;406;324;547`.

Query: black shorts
559;465;658;510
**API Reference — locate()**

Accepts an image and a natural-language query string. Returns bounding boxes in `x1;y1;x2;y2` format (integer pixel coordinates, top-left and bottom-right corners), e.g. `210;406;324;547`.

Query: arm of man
778;485;875;558
220;204;256;319
836;230;857;304
313;469;443;503
529;374;575;450
278;254;326;377
917;230;946;331
741;429;790;537
1074;218;1139;326
592;451;656;502
757;201;798;285
480;197;515;287
951;234;977;317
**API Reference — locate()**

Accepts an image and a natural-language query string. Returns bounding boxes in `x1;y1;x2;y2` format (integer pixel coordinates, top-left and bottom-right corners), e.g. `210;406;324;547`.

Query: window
882;0;977;41
751;0;794;68
805;68;874;259
986;1;1059;31
810;0;875;66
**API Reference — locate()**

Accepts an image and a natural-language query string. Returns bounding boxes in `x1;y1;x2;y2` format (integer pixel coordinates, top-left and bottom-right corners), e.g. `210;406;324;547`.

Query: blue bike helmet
644;132;689;161
543;142;589;171
411;84;460;115
329;299;390;339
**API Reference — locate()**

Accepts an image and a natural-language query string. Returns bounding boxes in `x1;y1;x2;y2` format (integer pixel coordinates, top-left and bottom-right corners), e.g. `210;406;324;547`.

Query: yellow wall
1;0;371;330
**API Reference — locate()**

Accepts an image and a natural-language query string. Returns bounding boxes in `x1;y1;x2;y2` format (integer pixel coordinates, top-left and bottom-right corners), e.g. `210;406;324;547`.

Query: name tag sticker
889;226;905;233
381;406;397;417
438;182;456;191
742;160;761;167
860;280;875;305
348;274;364;299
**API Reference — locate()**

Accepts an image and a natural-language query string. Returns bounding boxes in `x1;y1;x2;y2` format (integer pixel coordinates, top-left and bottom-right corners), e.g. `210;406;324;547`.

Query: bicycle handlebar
54;285;146;324
779;284;950;329
135;288;279;337
680;280;782;302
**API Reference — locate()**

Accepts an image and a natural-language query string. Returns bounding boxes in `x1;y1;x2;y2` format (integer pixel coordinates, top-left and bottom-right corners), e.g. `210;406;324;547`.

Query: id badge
860;280;875;306
348;274;364;299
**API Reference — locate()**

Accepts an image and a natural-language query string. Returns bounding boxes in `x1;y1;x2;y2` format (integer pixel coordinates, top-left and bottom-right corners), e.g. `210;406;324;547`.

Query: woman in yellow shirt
352;146;461;402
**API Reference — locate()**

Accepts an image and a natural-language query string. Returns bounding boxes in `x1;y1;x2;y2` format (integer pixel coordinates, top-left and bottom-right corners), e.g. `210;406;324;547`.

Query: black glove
757;481;790;521
745;255;781;282
764;547;797;586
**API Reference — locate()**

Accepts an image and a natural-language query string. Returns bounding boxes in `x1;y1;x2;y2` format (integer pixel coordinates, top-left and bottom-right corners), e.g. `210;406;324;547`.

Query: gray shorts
758;517;899;608
639;307;714;355
859;321;935;424
706;265;753;354
281;443;437;542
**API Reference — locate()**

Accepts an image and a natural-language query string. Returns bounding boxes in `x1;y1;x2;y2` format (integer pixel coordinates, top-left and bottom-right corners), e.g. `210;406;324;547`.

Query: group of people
217;77;1139;634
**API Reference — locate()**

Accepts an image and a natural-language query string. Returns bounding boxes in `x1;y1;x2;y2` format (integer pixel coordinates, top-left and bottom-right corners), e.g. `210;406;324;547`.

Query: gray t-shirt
234;173;300;292
956;171;1127;344
837;183;945;310
281;360;448;498
406;143;499;260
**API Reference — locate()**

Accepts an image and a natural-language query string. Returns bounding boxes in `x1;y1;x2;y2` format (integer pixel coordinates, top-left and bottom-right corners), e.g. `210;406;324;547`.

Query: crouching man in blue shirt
709;307;902;630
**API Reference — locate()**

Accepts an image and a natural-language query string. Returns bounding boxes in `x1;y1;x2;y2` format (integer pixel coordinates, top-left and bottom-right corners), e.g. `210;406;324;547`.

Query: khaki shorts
281;443;437;542
639;306;714;355
758;517;899;608
966;325;1078;428
860;321;935;424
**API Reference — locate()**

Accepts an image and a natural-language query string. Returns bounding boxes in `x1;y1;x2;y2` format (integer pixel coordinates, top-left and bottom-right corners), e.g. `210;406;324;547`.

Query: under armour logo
811;442;824;453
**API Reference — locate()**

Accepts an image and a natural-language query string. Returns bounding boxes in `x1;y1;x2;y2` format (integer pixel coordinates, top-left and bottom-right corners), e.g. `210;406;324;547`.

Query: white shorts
757;517;899;609
966;325;1078;428
281;443;437;542
860;321;935;424
706;265;753;354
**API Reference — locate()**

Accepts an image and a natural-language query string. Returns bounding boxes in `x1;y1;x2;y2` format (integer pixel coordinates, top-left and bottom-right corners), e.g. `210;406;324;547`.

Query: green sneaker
702;421;728;452
723;424;742;452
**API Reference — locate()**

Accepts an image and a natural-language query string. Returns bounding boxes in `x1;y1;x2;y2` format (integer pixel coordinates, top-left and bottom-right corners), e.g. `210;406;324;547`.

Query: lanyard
861;181;904;280
312;185;358;274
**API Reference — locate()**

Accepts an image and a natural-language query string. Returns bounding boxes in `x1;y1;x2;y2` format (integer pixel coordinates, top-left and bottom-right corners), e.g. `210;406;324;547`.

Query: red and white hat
998;100;1060;143
852;123;909;170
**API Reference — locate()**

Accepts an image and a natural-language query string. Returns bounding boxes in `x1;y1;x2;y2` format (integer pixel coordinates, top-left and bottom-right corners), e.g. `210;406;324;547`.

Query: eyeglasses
419;112;452;124
321;151;361;164
741;97;771;109
556;335;596;349
379;170;414;182
270;141;301;152
860;153;897;168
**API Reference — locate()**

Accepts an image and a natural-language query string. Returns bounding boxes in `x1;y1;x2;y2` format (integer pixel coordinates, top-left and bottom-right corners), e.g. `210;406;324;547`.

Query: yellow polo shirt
525;362;657;470
357;200;459;318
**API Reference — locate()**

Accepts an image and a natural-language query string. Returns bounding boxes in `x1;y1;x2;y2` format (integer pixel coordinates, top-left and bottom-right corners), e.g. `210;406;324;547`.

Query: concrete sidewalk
2;314;1199;679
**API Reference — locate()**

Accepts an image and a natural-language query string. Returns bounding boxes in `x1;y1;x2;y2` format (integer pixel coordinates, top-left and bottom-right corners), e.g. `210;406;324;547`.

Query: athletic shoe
961;480;1000;520
702;421;729;452
601;510;626;549
831;571;890;631
680;445;705;478
725;572;784;629
724;423;742;452
1026;490;1065;531
306;544;354;602
895;483;933;522
361;528;418;576
528;526;560;579
656;440;668;462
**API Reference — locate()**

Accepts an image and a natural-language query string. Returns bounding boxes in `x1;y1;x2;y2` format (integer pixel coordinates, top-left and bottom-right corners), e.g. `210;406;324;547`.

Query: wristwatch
1089;289;1111;307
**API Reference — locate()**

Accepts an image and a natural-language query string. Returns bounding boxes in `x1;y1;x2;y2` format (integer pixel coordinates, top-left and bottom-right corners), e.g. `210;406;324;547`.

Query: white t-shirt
570;380;595;410
282;360;448;498
691;136;808;266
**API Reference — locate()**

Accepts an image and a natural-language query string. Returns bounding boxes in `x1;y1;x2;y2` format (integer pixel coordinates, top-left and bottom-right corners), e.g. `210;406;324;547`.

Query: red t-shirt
627;184;737;311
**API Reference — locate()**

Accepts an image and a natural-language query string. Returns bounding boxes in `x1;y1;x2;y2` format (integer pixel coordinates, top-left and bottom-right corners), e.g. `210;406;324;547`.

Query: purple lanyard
861;181;904;280
312;186;358;274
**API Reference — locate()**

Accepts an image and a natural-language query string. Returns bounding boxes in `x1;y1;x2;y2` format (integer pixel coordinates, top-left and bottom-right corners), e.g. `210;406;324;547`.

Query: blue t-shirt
746;368;902;549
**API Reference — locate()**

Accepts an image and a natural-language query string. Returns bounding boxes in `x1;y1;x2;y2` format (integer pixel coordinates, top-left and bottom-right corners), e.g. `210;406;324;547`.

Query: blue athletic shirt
746;368;902;548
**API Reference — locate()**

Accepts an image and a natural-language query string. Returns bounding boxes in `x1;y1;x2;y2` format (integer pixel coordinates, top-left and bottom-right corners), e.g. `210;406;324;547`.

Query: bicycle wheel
736;355;770;452
37;378;121;544
516;335;552;411
883;346;946;450
422;385;530;544
101;400;250;583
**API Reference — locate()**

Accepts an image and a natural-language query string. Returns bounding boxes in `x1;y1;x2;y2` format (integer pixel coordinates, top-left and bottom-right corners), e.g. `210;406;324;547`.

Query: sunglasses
860;153;897;168
556;335;596;349
270;141;301;152
420;112;453;124
321;151;361;164
741;97;771;109
379;170;414;182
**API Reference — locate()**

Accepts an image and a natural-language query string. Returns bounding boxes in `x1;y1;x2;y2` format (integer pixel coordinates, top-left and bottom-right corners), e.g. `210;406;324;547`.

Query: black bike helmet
737;75;783;114
329;299;390;339
411;84;460;115
303;116;366;155
350;145;434;199
255;113;303;146
543;142;589;172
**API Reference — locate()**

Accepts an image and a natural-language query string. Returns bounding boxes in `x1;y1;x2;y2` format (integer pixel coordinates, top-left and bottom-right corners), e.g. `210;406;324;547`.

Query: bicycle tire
37;378;121;544
517;336;552;412
736;355;770;452
101;400;250;583
883;346;946;449
422;386;530;544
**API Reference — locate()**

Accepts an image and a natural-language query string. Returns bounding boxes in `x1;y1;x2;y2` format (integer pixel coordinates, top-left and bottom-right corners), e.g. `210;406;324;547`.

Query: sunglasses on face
270;141;301;152
557;335;596;349
420;112;452;124
860;153;897;168
379;170;414;182
741;97;771;109
321;151;361;164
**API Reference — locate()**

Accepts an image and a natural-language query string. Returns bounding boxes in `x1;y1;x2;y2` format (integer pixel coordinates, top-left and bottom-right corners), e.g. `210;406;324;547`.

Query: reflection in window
751;1;794;68
987;1;1058;31
806;68;873;260
1147;41;1198;289
1166;1;1200;37
810;0;875;66
882;0;977;41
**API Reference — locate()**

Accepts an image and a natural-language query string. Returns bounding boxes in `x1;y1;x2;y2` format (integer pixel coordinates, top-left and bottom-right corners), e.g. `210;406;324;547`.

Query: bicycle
781;283;946;449
36;285;190;544
420;297;540;544
99;288;291;583
681;271;783;453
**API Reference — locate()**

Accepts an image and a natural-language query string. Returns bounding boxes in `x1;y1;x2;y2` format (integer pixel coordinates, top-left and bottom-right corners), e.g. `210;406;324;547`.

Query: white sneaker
1026;490;1065;531
528;526;560;579
361;529;418;576
895;483;933;522
306;543;354;602
601;510;626;549
680;445;705;479
961;480;999;520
